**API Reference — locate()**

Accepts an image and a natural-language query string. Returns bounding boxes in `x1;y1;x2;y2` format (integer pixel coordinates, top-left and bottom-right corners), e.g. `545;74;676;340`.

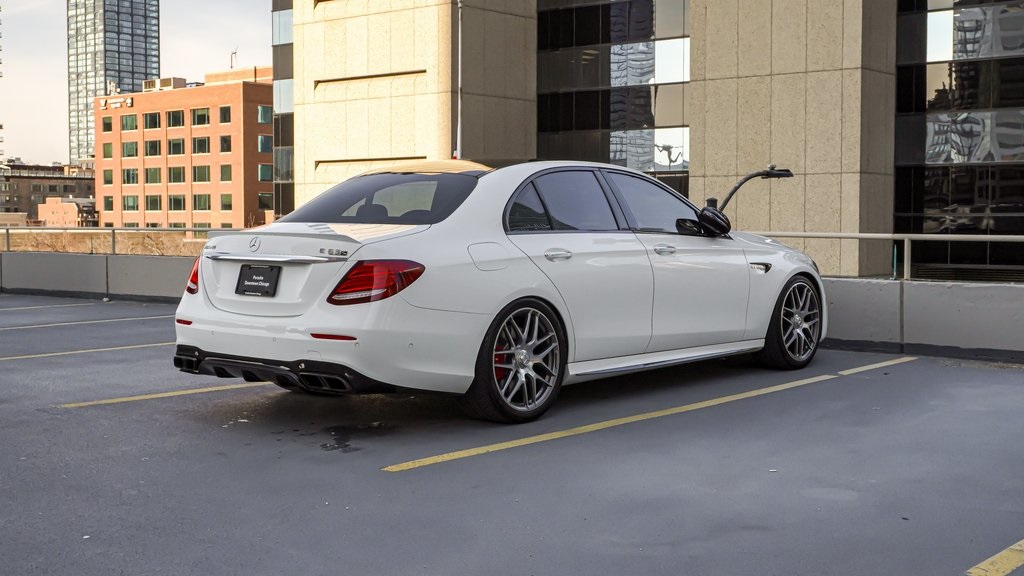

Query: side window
532;171;618;231
606;172;701;235
508;183;552;232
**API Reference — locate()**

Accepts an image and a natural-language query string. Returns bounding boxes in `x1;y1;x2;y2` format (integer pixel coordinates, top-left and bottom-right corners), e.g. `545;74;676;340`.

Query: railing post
4;228;9;252
111;229;116;255
903;238;912;280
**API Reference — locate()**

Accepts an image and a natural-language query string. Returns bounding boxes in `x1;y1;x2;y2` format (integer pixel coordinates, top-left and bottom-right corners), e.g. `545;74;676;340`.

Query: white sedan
174;160;826;422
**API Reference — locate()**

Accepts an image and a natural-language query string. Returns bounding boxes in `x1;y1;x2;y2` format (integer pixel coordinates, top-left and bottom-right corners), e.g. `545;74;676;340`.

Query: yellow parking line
838;356;918;376
966;538;1024;576
0;315;173;331
0;342;174;362
0;302;97;312
60;382;273;408
383;356;918;473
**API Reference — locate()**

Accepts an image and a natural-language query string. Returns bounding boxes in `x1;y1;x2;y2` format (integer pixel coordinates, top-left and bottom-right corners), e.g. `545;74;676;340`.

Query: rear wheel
756;276;822;369
461;299;566;423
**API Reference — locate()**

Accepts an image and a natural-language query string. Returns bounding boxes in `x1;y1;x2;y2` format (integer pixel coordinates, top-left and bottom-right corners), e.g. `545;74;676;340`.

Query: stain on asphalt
319;421;394;453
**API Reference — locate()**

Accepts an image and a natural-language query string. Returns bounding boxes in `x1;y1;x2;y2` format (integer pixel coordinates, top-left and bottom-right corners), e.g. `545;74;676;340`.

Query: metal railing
2;227;1023;280
1;226;215;257
751;232;1024;280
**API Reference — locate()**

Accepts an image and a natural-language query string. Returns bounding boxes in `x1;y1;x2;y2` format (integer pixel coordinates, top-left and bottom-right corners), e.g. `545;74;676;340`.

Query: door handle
653;244;676;255
544;249;573;261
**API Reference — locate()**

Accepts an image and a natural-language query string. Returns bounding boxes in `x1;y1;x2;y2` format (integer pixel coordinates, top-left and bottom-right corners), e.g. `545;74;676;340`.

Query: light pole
455;0;463;159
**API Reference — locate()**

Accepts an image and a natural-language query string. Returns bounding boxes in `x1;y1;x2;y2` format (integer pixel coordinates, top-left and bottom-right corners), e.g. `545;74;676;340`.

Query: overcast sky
1;0;272;165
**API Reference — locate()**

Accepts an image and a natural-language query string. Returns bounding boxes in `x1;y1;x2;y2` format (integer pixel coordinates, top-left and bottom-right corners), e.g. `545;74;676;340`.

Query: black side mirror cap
697;207;731;236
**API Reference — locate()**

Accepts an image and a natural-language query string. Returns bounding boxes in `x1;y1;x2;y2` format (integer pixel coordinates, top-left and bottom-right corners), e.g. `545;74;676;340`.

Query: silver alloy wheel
780;280;821;362
491;307;561;412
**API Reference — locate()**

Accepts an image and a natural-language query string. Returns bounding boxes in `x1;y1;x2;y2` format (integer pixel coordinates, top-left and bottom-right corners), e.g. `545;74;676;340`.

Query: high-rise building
93;67;275;229
1;1;5;159
67;0;160;167
271;0;295;217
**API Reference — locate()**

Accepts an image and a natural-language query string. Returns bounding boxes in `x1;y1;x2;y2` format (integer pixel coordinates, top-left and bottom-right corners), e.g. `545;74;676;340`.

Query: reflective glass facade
68;0;160;166
537;0;689;194
896;0;1024;274
272;0;294;216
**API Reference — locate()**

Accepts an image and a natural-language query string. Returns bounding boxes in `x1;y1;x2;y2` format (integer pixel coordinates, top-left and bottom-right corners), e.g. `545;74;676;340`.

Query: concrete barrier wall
1;253;1021;360
0;252;193;301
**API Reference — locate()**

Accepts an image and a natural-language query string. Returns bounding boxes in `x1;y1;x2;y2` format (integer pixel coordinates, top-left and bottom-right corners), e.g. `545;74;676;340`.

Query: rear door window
531;171;618;231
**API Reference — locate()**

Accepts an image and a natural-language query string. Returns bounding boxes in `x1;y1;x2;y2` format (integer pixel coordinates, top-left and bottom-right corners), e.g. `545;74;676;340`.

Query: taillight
327;260;424;305
185;257;200;295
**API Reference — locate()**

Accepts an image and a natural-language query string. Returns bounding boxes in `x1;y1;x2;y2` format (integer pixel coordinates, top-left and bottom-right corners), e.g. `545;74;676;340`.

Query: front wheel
756;276;822;369
461;299;567;423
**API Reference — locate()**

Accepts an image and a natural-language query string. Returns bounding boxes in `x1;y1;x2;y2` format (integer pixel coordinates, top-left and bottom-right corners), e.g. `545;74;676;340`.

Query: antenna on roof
230;48;238;69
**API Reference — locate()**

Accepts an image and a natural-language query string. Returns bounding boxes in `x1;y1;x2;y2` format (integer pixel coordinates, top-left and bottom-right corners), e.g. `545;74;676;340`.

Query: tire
755;276;822;370
461;298;567;423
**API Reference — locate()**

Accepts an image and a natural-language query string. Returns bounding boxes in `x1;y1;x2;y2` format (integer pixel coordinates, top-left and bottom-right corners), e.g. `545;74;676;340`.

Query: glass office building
896;0;1024;278
536;0;690;194
271;0;295;216
67;0;160;166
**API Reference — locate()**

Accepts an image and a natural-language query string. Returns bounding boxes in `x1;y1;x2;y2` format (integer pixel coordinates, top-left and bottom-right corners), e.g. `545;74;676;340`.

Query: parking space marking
838;356;918;376
0;342;174;362
0;315;174;331
383;356;919;473
0;302;97;312
60;382;273;409
966;538;1024;576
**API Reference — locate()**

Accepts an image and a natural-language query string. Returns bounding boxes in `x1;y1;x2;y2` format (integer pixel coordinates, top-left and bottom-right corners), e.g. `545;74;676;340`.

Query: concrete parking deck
1;293;1022;575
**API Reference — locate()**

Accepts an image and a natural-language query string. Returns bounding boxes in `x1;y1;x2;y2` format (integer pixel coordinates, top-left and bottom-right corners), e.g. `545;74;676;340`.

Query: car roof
360;160;493;176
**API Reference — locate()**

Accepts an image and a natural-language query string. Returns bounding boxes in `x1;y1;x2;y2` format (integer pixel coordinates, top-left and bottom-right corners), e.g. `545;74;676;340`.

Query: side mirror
697;207;731;236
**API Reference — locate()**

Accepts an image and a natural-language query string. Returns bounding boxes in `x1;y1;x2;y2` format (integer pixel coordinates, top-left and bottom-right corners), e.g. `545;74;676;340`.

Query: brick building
94;67;275;229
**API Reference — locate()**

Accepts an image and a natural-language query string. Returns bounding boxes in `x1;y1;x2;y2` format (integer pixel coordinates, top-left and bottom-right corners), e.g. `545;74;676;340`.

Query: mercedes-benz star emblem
249;237;261;252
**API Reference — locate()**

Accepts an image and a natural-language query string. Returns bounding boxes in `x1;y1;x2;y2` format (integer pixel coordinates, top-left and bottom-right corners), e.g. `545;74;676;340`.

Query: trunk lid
199;222;426;317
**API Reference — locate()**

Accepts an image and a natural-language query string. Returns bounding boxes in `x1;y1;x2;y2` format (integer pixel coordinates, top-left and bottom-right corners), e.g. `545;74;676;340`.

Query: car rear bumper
174;294;490;394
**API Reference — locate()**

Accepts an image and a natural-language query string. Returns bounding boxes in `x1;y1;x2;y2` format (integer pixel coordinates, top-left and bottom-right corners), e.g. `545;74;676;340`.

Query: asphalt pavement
1;292;1022;576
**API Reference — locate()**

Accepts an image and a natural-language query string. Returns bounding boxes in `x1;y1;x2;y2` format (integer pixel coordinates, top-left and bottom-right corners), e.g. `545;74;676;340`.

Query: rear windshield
279;173;478;225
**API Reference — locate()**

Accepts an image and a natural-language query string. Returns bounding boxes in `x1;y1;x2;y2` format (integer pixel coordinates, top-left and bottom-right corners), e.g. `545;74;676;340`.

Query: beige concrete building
686;0;896;277
292;0;537;206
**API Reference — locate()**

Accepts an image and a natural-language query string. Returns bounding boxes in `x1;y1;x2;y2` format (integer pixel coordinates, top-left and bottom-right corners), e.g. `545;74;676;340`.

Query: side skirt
564;340;765;385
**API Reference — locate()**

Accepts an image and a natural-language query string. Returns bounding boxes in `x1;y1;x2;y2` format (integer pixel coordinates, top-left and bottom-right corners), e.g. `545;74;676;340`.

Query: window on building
145;195;162;211
145;168;162;184
220;193;233;211
258;135;273;153
168;167;186;183
168;138;185;155
121;114;138;131
144;140;161;156
258;164;273;182
124;222;140;228
103;196;114;211
103;170;114;186
122;142;138;157
193;194;211;211
193;166;211;183
257;105;273;124
146;223;160;228
219;106;231;123
102;143;113;159
220;135;232;153
194;222;211;229
168;195;186;211
102;116;113;132
123;169;139;185
104;222;114;228
191;108;210;126
192;137;211;154
220;164;232;182
123;195;139;211
167;110;185;127
169;222;186;228
143;112;160;129
258;193;274;210
221;223;233;228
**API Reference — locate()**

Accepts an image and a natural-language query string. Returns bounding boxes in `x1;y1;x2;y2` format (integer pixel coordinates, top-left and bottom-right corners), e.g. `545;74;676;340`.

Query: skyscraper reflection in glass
67;0;160;166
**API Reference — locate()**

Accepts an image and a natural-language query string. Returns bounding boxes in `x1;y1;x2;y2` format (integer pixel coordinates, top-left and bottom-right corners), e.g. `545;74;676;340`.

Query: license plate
235;265;281;297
